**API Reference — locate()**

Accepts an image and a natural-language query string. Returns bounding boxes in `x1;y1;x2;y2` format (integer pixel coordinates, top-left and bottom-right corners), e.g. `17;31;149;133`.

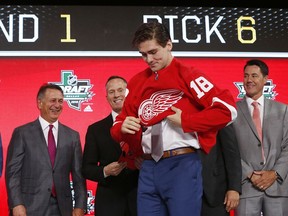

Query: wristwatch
275;171;282;180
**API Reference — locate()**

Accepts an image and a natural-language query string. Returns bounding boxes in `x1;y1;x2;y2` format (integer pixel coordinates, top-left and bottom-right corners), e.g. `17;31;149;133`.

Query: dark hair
132;22;171;48
105;75;127;86
37;83;63;100
244;59;269;76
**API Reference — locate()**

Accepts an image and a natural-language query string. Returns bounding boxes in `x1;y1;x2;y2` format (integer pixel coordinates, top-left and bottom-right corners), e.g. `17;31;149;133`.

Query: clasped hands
249;170;278;191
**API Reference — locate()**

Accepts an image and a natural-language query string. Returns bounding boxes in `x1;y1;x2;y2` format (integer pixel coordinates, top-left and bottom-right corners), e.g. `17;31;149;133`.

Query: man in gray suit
5;83;87;216
233;59;288;216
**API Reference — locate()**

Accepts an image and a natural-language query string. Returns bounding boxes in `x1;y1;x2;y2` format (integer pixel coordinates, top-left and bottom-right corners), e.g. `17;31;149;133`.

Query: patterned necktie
48;124;57;196
48;125;56;166
151;122;163;162
252;101;265;163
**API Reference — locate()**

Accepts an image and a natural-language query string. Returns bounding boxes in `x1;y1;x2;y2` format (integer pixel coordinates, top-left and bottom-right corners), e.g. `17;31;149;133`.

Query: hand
249;171;262;190
104;161;127;177
251;170;278;191
224;190;240;212
166;106;182;127
121;116;141;134
134;156;144;170
72;208;85;216
12;205;26;216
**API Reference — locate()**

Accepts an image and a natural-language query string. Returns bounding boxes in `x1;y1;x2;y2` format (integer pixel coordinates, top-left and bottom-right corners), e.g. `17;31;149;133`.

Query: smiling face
106;78;127;114
37;88;64;123
244;65;268;100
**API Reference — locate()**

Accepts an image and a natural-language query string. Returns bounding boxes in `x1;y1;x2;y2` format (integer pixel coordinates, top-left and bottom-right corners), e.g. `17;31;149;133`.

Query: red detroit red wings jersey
111;58;237;155
138;89;184;125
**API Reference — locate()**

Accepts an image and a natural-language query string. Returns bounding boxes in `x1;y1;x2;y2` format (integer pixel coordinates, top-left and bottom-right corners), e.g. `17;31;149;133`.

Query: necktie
48;124;57;196
151;122;163;162
48;125;56;166
252;101;265;163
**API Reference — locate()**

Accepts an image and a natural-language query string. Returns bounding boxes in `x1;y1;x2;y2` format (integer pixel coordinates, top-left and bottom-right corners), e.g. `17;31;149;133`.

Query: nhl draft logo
70;181;95;215
86;190;95;214
138;89;183;125
234;79;278;100
50;70;95;111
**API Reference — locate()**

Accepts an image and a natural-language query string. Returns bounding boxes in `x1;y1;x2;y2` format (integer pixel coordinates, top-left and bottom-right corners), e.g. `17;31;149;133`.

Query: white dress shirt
246;95;264;126
141;118;200;154
39;116;59;147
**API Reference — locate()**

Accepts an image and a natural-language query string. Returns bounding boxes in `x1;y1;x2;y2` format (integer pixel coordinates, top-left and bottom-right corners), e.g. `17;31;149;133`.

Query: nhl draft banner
0;5;287;55
0;5;287;216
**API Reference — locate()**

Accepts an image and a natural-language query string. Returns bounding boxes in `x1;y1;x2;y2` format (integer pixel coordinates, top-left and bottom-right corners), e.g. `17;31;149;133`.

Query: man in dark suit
233;59;288;215
201;124;242;216
82;75;139;216
5;83;87;216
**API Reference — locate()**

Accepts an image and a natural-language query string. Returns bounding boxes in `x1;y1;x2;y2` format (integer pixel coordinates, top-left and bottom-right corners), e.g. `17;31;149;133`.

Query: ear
37;99;42;109
263;75;268;83
125;88;129;97
166;40;173;51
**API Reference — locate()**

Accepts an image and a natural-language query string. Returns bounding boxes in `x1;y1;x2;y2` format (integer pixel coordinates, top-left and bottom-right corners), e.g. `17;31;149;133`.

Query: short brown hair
132;22;171;48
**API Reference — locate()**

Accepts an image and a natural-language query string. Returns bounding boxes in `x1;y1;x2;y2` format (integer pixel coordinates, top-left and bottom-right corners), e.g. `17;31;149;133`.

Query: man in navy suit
5;83;87;216
82;76;139;216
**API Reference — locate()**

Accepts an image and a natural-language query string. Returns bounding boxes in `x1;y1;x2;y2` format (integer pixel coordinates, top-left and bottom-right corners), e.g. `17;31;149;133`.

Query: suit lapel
54;123;65;168
262;98;271;141
238;99;261;141
106;114;122;154
32;119;53;168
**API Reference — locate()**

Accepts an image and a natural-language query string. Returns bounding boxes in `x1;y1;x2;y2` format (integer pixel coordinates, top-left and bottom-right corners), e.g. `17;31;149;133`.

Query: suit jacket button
258;143;261;147
260;162;264;165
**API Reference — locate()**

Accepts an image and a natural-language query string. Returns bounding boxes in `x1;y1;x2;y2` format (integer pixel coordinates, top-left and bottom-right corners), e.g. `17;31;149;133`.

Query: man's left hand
167;106;182;127
224;190;240;212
